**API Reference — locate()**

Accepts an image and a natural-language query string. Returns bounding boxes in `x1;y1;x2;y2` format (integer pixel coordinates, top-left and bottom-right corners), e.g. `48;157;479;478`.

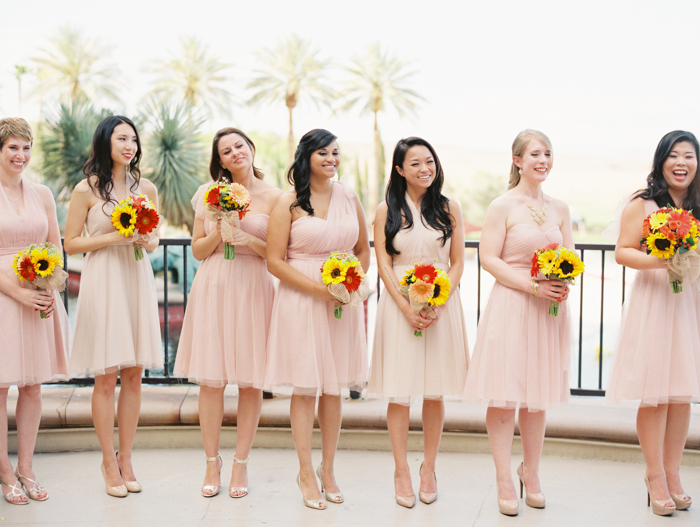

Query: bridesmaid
265;129;370;510
367;137;469;508
174;128;283;498
64;116;162;497
0;118;69;504
463;130;572;516
607;131;700;516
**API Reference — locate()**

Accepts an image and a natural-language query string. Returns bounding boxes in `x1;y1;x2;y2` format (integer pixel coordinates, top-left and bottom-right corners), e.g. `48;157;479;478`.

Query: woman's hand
315;283;338;303
400;304;433;332
14;287;54;315
224;226;252;247
535;279;569;302
422;304;445;329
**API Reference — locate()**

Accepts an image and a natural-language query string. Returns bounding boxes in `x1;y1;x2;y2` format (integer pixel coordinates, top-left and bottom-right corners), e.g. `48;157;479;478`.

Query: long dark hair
384;137;453;256
635;130;700;212
287;129;337;215
83;115;141;208
209;127;264;182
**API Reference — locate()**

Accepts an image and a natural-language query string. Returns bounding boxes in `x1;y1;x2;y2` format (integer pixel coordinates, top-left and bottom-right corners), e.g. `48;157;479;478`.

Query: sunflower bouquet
12;242;68;318
111;194;160;260
202;181;251;260
321;252;370;319
400;263;451;336
531;243;584;316
641;207;700;293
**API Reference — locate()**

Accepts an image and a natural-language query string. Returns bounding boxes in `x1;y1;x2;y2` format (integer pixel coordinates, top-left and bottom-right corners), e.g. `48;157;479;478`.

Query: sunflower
553;248;584;278
14;252;36;282
430;270;451;306
322;258;348;285
401;269;416;287
343;265;363;292
111;203;137;236
413;264;438;284
30;247;60;277
645;232;674;258
135;207;159;234
537;249;558;275
648;211;669;230
408;279;434;304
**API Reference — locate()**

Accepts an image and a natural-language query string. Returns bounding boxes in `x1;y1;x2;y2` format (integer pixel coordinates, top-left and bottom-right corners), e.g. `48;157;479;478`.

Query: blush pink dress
463;224;571;411
367;197;469;404
0;179;70;387
174;183;274;388
264;182;367;396
606;199;700;406
69;174;162;376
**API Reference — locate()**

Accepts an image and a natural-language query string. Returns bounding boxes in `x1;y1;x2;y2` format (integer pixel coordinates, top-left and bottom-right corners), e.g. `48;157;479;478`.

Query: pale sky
2;0;699;162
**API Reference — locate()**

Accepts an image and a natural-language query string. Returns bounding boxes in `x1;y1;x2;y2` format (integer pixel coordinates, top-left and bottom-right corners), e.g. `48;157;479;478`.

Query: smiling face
309;141;340;179
513;139;552;183
0;136;31;177
397;145;435;190
110;122;139;169
662;140;697;196
218;133;253;174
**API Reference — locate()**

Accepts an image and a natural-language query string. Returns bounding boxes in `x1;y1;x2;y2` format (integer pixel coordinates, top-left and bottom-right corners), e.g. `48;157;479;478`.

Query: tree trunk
369;110;383;213
288;106;295;168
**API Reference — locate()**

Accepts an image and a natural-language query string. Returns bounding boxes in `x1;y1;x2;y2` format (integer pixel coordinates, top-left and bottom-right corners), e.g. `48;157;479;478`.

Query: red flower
413;264;438;284
343;266;362;292
667;209;693;237
642;218;651;237
659;224;676;241
530;252;540;277
17;254;36;282
544;242;560;251
206;187;221;206
135;207;159;233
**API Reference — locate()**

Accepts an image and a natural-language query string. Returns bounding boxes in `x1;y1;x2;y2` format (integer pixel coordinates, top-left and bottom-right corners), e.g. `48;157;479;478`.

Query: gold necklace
519;188;547;226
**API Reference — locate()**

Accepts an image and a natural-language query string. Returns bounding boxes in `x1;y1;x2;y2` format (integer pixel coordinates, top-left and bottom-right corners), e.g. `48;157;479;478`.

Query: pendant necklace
519;188;547;226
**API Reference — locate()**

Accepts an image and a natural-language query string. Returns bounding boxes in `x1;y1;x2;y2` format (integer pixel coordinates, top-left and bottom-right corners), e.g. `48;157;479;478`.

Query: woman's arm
352;194;371;273
134;178;160;252
445;199;465;288
615;197;668;270
266;192;335;301
191;216;221;261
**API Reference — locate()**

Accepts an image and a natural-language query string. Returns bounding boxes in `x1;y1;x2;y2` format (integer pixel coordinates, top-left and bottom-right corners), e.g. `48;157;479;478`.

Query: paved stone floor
1;448;699;526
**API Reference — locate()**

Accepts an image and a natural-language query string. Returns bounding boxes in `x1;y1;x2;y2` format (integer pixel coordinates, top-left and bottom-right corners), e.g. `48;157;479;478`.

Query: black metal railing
59;239;623;395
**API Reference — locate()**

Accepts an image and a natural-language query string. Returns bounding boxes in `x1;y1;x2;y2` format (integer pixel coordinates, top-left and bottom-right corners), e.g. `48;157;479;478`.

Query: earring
518;168;523;176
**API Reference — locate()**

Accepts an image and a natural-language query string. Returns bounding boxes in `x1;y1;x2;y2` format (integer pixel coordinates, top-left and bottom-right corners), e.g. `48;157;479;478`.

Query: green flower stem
414;330;423;337
549;300;559;316
671;280;683;294
224;242;235;260
334;305;343;319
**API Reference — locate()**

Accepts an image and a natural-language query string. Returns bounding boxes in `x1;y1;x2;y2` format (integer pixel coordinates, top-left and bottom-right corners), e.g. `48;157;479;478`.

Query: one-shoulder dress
69;174;162;376
607;198;700;406
174;183;274;388
463;224;571;411
264;182;367;396
0;179;70;387
367;197;469;404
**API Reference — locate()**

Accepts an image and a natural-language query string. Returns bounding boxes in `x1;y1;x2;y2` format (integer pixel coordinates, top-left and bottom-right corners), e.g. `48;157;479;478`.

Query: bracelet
530;279;540;297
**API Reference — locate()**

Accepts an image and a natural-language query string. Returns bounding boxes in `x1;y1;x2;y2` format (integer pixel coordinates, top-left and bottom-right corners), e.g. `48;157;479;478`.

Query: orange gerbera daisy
667;209;693;237
15;253;36;282
135;207;159;233
413;264;437;284
343;266;363;292
408;279;434;304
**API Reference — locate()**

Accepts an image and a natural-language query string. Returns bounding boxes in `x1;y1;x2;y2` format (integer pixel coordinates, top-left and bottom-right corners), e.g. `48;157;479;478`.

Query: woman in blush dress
265;129;370;510
607;131;700;516
64;116;161;498
0;118;69;504
463;130;572;516
174;128;283;498
367;137;469;508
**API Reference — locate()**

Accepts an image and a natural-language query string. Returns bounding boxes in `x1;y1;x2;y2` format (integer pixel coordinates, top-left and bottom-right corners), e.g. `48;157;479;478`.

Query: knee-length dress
264;182;367;396
173;183;274;388
0;180;70;387
69;175;162;376
463;224;571;411
367;197;469;404
606;199;700;406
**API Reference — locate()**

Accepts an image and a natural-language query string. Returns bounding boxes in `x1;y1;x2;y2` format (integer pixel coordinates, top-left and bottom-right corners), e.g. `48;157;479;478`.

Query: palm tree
149;36;235;119
140;100;207;234
31;26;122;107
15;65;27;114
38;98;111;202
341;42;424;212
247;34;335;166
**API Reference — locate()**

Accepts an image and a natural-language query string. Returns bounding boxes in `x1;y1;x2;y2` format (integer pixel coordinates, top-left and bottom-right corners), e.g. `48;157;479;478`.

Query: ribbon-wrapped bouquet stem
202;181;251;260
13;242;68;318
111;194;160;260
400;263;451;336
531;243;585;316
321;252;370;319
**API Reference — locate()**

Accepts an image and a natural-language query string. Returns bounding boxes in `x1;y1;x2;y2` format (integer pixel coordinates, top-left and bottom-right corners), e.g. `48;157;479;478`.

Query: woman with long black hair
607;131;700;515
265;129;370;510
65;116;161;498
368;137;469;508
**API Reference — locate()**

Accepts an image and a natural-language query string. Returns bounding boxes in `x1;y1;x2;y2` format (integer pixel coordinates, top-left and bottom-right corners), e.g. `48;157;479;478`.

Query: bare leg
317;394;342;495
663;403;691;499
13;384;46;499
115;367;142;483
290;394;324;507
199;385;225;490
229;387;262;494
518;408;546;494
92;372;122;487
387;402;413;498
637;404;672;502
419;399;443;495
486;406;517;500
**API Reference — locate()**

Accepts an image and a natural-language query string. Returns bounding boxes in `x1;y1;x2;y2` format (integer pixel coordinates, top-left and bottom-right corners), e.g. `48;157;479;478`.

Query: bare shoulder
75;177;93;194
446;196;462;216
622;196;646;219
261;180;285;199
487;192;514;215
375;200;388;218
548;195;571;216
138;177;158;194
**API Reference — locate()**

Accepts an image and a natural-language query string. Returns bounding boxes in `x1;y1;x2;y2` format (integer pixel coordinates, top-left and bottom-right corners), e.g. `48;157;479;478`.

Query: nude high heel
116;451;141;493
517;462;545;508
316;463;343;504
229;455;249;498
498;496;519;516
394;472;416;508
296;473;326;510
644;475;676;516
201;454;222;497
15;469;48;501
418;462;437;505
671;493;692;511
101;463;127;498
